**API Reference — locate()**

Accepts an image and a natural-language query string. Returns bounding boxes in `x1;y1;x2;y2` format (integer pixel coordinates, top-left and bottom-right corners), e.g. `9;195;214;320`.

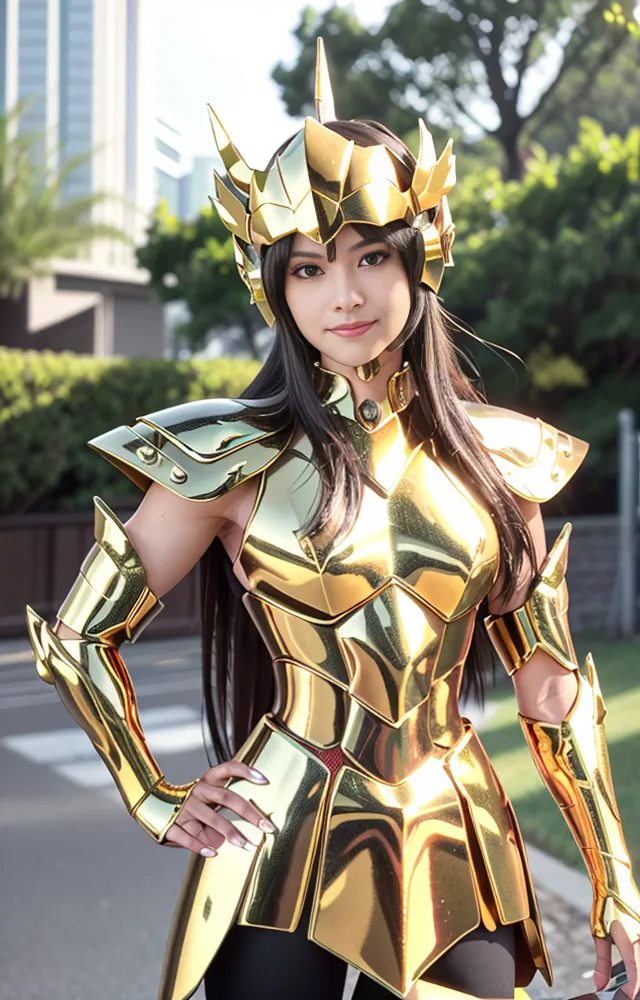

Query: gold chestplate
159;380;552;1000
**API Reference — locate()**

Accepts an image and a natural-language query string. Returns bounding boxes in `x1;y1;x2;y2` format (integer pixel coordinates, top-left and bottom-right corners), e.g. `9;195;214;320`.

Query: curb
524;841;592;915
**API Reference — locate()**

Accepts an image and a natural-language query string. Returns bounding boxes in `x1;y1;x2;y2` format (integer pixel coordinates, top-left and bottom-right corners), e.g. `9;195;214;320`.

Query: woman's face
283;224;412;370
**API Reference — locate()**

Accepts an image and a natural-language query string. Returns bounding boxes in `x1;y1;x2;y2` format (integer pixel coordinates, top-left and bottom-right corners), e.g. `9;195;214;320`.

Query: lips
329;320;376;338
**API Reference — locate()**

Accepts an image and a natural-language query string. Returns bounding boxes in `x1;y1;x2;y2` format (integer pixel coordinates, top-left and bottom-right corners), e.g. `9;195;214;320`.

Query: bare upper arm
486;493;579;723
123;481;231;598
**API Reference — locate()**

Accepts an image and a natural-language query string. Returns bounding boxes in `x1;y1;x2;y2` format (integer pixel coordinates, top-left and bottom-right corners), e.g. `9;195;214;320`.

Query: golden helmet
208;38;456;327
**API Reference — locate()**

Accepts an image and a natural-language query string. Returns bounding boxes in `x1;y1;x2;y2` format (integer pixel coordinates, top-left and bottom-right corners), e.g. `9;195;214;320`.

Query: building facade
0;0;166;356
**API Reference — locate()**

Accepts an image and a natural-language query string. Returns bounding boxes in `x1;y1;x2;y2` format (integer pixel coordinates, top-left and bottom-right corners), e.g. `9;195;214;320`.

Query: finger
173;812;225;851
593;935;612;991
164;821;218;857
193;781;277;832
611;922;640;998
182;794;256;851
201;761;269;786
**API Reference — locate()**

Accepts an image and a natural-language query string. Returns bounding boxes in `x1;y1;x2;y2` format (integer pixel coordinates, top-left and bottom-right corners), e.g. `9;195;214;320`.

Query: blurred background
0;1;639;999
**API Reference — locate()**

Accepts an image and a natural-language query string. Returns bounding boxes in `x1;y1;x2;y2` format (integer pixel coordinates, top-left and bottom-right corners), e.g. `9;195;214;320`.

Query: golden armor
208;38;456;326
25;498;196;843
25;356;598;1000
486;526;640;949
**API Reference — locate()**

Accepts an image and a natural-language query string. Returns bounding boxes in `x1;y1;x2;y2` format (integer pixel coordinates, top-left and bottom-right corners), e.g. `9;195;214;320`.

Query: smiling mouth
329;321;376;337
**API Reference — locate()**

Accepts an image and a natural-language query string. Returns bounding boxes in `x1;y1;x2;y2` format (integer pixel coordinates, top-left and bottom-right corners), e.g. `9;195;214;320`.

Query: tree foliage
272;0;638;180
0;98;132;299
446;119;640;511
0;348;260;515
136;200;261;356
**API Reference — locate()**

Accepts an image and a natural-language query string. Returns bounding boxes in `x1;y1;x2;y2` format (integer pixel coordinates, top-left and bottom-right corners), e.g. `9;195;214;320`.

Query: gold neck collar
313;359;418;432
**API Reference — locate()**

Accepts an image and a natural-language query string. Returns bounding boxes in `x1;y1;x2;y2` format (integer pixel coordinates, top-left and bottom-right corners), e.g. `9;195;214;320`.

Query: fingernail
231;835;249;850
259;819;276;833
200;848;216;857
249;767;268;783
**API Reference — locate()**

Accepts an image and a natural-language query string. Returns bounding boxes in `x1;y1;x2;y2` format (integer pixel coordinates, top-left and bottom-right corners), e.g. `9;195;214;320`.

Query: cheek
284;277;306;327
380;267;411;327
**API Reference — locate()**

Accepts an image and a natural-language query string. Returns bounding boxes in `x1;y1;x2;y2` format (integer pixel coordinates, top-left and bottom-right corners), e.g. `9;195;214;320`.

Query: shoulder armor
87;395;293;502
461;401;589;503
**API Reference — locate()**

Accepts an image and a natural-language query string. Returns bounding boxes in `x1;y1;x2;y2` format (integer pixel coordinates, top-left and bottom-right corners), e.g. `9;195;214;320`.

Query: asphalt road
0;635;210;1000
0;634;606;1000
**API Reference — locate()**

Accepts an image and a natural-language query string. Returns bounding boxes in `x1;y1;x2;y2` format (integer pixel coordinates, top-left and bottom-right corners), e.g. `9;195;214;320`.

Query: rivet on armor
136;444;157;464
358;399;381;426
169;466;188;484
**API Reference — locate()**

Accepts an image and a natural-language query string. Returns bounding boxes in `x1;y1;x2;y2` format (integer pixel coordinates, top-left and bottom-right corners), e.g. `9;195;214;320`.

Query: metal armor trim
462;401;588;503
484;524;579;675
87;395;293;503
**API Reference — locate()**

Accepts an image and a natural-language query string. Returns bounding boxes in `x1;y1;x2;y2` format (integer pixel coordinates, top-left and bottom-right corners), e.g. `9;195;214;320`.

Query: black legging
203;867;517;1000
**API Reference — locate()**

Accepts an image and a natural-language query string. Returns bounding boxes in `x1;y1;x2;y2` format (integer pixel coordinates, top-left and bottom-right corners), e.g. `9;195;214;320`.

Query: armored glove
485;524;640;943
26;496;195;842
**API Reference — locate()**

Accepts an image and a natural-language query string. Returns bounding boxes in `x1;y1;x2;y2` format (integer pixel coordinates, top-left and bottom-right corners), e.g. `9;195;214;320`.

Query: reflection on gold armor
84;359;588;1000
156;361;575;1000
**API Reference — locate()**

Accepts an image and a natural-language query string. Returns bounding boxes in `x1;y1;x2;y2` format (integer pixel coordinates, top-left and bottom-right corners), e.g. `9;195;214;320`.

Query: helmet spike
315;37;337;124
206;103;253;194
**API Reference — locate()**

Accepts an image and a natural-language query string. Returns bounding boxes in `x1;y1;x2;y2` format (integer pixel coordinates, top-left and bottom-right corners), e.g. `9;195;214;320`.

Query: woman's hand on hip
164;760;277;857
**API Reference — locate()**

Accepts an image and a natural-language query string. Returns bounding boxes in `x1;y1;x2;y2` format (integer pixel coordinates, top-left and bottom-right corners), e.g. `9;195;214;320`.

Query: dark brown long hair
200;119;537;765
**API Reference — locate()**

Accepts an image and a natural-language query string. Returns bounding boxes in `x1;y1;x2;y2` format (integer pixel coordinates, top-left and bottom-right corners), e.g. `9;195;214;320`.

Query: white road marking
0;705;205;801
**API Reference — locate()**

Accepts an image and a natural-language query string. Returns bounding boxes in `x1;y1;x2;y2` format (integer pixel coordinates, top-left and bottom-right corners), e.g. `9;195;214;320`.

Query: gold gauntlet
485;524;640;941
25;497;196;842
520;657;640;939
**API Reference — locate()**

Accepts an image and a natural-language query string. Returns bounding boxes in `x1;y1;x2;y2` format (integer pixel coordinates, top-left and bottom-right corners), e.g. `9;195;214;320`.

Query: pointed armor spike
417;119;437;169
207;103;253;194
315;37;337;124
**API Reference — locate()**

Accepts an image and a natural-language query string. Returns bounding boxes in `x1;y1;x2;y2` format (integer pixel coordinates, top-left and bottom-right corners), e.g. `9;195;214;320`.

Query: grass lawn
479;633;640;870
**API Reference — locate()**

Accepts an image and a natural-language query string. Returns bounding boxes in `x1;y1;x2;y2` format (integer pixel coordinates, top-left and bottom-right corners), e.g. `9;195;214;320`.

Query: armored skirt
88;362;588;1000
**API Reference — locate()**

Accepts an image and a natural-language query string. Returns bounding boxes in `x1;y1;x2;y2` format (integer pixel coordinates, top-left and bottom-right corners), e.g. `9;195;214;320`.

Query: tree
273;0;638;180
445;119;640;512
136;200;263;357
0;98;132;299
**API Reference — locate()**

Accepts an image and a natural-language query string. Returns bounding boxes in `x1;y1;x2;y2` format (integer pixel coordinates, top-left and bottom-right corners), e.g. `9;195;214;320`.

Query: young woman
26;39;640;1000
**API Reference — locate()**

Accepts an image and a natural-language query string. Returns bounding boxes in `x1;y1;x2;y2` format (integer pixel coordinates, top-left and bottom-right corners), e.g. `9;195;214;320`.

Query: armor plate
89;365;588;999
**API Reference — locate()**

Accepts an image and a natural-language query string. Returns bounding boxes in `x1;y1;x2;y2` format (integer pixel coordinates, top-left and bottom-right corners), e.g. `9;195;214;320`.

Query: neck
318;347;404;410
314;349;417;432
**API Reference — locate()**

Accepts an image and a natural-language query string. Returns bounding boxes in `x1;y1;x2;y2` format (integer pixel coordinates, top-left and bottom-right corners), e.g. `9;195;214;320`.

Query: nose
331;268;365;314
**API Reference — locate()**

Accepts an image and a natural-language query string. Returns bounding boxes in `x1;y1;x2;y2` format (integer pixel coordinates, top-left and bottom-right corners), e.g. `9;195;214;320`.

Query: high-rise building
153;114;217;221
0;0;166;357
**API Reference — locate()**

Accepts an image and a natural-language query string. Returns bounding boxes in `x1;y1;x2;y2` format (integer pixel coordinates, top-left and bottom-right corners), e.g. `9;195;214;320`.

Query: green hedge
0;348;261;515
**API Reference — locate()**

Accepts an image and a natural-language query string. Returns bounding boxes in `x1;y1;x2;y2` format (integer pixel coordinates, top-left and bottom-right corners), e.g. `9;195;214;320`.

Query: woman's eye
293;264;322;279
360;251;389;267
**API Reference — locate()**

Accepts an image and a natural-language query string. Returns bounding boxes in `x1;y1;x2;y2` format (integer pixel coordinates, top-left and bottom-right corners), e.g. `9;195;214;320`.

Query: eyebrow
289;237;386;260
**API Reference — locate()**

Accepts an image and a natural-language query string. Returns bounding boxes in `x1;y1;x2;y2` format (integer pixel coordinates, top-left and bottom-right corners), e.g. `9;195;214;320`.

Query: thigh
351;922;517;1000
203;882;349;1000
